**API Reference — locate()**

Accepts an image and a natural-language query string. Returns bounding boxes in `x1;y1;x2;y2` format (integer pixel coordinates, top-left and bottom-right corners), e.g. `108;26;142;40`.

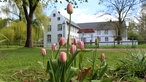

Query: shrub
114;50;146;80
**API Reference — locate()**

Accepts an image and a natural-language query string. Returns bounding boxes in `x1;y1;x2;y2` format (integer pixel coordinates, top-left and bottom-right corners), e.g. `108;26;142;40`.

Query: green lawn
0;48;131;81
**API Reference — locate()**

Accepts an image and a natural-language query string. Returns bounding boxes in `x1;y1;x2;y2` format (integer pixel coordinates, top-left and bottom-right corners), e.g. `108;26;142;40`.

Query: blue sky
0;0;141;23
44;0;141;23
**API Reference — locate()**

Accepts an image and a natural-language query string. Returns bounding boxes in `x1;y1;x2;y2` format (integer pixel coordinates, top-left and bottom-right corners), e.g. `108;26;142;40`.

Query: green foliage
46;50;79;82
0;18;8;29
114;50;146;80
0;48;129;81
10;21;27;41
128;31;144;41
0;27;14;44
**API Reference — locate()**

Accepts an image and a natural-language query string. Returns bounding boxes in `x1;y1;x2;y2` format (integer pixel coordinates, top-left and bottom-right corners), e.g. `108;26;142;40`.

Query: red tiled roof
78;29;95;33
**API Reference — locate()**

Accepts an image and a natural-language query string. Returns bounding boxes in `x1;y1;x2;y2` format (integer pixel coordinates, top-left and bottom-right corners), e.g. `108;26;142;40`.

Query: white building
43;10;80;47
78;22;128;45
44;10;137;47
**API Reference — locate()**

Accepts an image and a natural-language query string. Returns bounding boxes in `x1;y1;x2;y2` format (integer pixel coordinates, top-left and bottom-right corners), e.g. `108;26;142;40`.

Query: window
105;37;108;42
97;30;101;35
53;13;56;17
97;37;101;42
48;25;51;31
58;24;62;31
57;17;60;21
104;29;108;35
47;35;51;43
58;34;62;41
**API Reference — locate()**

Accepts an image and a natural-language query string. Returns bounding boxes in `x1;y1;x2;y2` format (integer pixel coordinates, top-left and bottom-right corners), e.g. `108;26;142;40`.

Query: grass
0;47;141;81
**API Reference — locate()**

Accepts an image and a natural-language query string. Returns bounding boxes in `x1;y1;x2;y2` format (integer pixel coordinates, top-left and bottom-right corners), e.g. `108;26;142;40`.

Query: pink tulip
73;37;78;45
78;41;84;50
67;3;73;14
60;52;67;63
41;48;46;56
70;45;76;54
52;43;56;50
100;53;105;61
59;37;66;46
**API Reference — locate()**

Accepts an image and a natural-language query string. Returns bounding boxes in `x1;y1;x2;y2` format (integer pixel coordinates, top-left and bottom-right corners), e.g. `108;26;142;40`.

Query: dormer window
57;17;60;21
53;13;56;17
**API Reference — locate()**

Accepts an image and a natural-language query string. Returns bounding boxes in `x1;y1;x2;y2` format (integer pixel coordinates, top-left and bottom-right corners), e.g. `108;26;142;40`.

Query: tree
100;0;139;44
0;18;10;44
2;0;87;47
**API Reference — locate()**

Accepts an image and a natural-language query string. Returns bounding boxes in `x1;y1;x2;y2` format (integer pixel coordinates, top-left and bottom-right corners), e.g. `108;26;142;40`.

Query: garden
0;46;146;82
0;1;146;82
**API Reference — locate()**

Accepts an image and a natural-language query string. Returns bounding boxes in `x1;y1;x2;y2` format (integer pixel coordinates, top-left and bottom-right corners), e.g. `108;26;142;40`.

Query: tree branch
22;2;29;22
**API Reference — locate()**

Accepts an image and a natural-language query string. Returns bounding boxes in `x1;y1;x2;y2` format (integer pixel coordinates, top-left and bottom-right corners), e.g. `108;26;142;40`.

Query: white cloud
59;8;118;23
0;2;8;19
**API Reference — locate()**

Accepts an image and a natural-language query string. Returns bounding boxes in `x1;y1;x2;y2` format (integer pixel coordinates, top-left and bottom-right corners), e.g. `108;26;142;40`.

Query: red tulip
60;52;67;63
52;43;56;50
73;37;78;45
67;3;73;14
70;45;76;54
78;41;84;50
59;37;66;46
41;48;46;56
100;53;105;61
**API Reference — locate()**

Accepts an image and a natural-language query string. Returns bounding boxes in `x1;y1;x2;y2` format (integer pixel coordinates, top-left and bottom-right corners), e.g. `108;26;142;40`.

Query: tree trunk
117;28;121;44
25;22;33;47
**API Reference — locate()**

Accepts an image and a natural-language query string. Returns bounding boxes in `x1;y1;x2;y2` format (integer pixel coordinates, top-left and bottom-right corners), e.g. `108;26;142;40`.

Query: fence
1;40;146;48
0;40;43;48
85;40;138;48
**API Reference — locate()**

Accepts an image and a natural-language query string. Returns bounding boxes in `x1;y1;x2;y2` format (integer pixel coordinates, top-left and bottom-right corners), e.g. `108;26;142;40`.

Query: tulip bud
100;53;105;61
95;38;98;46
60;52;67;63
52;43;56;50
70;45;76;54
41;48;46;56
59;37;66;46
67;3;73;14
78;41;84;50
73;37;78;45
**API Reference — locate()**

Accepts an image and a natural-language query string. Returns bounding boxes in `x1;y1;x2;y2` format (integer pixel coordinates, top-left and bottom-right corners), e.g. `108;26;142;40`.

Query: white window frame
105;37;108;42
47;35;51;43
97;30;101;35
48;25;51;31
58;34;62;41
57;24;62;31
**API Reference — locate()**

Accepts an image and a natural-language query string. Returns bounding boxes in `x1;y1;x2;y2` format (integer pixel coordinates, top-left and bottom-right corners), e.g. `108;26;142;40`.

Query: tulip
78;41;84;50
67;3;73;14
52;43;56;50
60;52;67;63
73;37;78;45
59;37;66;46
100;53;105;61
70;45;76;54
41;48;46;56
